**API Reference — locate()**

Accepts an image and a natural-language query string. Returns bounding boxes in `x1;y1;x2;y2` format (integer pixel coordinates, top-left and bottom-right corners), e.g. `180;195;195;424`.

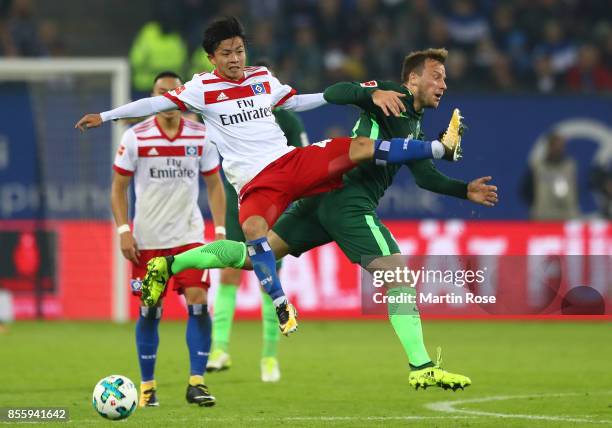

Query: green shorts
224;180;245;242
272;194;400;267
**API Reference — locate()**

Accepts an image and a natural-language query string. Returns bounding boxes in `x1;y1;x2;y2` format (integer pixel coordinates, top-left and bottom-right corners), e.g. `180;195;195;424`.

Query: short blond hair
401;48;448;82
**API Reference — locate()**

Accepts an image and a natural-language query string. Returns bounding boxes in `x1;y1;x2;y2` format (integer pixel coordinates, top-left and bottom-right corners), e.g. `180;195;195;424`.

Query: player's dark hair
153;71;182;84
401;48;448;82
202;16;247;55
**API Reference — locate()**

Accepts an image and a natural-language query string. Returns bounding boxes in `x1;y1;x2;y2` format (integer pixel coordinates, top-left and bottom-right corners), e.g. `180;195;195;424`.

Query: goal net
0;58;130;321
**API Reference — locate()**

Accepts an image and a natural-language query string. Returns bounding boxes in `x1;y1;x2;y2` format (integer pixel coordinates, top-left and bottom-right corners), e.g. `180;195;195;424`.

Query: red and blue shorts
130;242;209;298
238;137;355;227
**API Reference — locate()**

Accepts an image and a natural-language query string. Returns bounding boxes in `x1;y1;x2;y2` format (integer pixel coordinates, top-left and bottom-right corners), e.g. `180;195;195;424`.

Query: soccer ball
92;375;137;420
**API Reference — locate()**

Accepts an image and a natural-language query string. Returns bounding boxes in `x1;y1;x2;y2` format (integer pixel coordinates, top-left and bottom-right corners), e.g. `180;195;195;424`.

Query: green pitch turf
1;320;611;427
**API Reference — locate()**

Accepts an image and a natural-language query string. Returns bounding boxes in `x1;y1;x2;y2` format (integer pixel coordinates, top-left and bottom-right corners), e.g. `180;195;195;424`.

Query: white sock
272;296;288;308
431;140;445;159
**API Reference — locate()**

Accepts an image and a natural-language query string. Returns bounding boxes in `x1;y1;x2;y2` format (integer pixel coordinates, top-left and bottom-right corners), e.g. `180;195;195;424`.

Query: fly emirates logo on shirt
207;83;274;126
150;158;197;179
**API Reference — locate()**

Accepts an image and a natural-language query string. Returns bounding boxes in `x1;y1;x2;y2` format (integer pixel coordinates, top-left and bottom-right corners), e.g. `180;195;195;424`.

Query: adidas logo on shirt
216;92;229;101
148;147;159;156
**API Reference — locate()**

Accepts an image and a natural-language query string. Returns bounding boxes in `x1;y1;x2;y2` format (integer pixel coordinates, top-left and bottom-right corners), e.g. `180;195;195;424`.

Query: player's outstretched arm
280;93;327;112
324;81;405;117
408;159;468;198
74;96;178;132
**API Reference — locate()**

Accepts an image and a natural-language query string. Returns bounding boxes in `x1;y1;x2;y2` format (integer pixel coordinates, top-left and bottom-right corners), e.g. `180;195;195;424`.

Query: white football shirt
113;116;220;249
163;66;297;192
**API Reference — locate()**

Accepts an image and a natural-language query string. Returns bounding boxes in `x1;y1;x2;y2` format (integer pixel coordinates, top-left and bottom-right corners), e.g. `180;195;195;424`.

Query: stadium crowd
0;0;610;94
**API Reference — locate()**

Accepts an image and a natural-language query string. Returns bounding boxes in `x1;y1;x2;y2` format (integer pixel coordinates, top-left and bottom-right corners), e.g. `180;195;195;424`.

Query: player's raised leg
141;240;246;307
241;214;297;336
183;287;216;406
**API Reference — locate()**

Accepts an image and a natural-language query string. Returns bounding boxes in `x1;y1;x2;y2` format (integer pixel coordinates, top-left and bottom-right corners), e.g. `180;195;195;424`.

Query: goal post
0;58;130;322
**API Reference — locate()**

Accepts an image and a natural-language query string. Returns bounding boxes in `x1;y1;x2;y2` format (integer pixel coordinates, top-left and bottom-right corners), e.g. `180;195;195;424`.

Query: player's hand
75;113;102;132
371;90;406;117
467;176;498;207
214;233;226;241
120;233;141;263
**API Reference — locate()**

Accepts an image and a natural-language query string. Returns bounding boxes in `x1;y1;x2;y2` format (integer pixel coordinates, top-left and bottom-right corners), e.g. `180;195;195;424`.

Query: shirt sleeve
323;81;380;110
269;73;297;108
200;136;221;176
280;93;326;112
163;75;205;114
113;129;138;176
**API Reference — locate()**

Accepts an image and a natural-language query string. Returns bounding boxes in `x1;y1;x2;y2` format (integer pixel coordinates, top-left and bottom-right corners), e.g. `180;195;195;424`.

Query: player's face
152;77;182;120
415;59;447;109
209;37;246;81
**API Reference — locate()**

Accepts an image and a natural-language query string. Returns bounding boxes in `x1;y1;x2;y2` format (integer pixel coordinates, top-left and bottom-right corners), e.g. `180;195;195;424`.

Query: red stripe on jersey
113;165;134;176
163;92;187;112
133;120;156;133
201;164;221;176
274;88;297;108
204;81;271;104
202;70;269;85
183;120;206;131
138;146;203;157
136;135;205;141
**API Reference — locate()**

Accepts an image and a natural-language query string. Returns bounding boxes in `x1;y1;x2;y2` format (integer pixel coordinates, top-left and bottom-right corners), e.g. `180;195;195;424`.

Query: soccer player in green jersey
141;48;497;390
209;76;309;381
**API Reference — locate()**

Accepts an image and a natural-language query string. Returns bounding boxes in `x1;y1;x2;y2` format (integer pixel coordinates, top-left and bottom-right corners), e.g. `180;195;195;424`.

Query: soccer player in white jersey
111;71;225;408
76;17;462;337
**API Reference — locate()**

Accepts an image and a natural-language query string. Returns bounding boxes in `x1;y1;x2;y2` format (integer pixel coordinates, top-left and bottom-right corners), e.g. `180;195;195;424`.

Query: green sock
212;284;238;352
172;240;247;274
387;286;431;367
261;292;280;358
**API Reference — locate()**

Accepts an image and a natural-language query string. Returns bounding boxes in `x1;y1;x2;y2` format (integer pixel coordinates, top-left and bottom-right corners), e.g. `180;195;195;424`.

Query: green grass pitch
1;320;611;427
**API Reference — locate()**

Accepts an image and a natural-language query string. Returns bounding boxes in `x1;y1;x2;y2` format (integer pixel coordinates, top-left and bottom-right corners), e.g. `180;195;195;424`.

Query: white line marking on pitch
426;392;612;424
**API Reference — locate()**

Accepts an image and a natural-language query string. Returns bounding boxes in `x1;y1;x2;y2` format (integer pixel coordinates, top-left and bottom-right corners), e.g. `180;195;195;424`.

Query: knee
184;288;207;305
349;136;374;162
241;216;269;240
220;268;242;284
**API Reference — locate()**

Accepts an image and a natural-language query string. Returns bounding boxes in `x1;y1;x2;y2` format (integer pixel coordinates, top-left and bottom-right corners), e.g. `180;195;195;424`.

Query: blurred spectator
0;0;16;56
286;22;323;92
188;48;214;78
444;0;490;52
314;0;344;49
129;21;187;92
490;3;529;73
248;21;280;65
39;20;65;57
590;160;612;219
565;44;612;92
366;18;397;81
3;0;608;95
342;41;368;82
521;133;580;220
7;0;45;56
533;20;577;75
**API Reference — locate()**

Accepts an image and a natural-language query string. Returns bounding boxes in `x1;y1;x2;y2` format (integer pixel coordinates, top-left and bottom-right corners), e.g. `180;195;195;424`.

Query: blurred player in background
207;60;309;381
111;71;225;407
77;17;460;338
